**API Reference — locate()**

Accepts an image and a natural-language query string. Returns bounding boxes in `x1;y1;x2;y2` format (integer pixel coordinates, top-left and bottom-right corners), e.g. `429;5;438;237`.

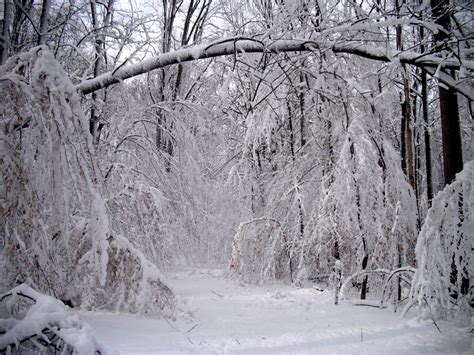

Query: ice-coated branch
77;37;474;95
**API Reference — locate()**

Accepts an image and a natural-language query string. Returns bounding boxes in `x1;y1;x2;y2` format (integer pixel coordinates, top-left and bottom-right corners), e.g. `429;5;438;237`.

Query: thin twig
187;324;198;333
211;290;224;298
422;297;442;333
164;318;179;332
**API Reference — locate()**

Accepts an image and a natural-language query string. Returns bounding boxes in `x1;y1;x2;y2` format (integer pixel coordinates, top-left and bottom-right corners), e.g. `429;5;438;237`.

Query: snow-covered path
81;268;472;354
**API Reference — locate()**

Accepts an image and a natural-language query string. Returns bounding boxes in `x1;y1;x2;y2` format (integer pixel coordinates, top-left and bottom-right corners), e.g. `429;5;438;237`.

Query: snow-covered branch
339;268;391;301
0;284;114;354
406;161;473;321
1;47;176;316
77;37;473;95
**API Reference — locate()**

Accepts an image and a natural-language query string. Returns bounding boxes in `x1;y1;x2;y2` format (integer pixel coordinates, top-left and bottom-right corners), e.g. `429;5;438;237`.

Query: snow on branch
405;161;474;322
76;37;473;95
380;267;416;308
0;284;115;354
340;267;416;305
229;217;289;283
339;268;391;301
1;47;176;316
424;66;474;101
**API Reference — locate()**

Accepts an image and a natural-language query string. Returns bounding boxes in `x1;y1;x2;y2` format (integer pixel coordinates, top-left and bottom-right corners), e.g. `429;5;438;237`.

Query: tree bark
421;69;433;206
1;0;13;64
431;0;468;297
439;82;463;185
37;0;51;45
299;70;306;148
89;0;114;144
419;16;434;205
404;81;415;189
431;0;463;185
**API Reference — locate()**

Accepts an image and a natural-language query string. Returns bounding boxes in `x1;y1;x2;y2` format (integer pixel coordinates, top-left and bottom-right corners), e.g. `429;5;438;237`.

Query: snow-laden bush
0;47;174;314
229;218;290;283
406;161;473;323
0;284;115;354
305;117;417;299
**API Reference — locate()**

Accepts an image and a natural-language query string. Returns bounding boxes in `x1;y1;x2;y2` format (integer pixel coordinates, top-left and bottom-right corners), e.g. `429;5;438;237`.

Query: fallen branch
0;284;114;354
352;300;388;308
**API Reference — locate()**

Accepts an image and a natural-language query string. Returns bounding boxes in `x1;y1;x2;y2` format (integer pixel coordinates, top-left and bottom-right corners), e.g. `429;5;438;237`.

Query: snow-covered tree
307;115;418;300
406;161;473;323
0;48;174;314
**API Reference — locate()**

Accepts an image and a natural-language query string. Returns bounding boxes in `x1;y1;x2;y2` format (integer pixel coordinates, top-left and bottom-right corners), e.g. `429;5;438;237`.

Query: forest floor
80;268;472;354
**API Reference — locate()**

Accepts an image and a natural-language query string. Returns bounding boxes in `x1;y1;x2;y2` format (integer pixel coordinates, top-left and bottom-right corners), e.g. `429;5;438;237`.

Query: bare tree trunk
360;237;369;300
155;0;181;171
400;93;407;175
418;3;434;205
334;257;342;305
396;0;415;188
89;0;100;142
348;135;369;300
37;0;51;45
299;70;306;148
421;69;433;206
10;0;33;54
412;81;423;231
155;0;212;171
439;82;463;185
287;101;304;283
297;71;306;245
89;0;114;144
431;0;467;297
431;0;463;185
405;82;415;189
1;0;13;64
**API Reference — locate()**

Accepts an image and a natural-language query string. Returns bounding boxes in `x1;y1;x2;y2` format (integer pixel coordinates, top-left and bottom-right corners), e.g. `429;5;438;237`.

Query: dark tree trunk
360;251;369;300
431;0;463;185
89;0;101;142
439;82;463;185
334;241;341;305
431;0;467;296
405;82;415;189
419;6;434;206
1;0;13;64
299;70;306;148
37;0;51;45
400;96;407;175
89;0;114;144
421;68;433;205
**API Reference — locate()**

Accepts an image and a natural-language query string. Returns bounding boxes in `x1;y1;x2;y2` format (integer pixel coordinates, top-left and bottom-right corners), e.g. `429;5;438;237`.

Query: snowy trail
81;268;472;354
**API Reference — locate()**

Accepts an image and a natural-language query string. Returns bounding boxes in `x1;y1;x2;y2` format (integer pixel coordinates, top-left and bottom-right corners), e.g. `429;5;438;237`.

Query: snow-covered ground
80;268;472;354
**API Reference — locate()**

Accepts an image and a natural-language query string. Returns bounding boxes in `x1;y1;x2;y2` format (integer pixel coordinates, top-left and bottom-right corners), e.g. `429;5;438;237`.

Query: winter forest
0;0;473;353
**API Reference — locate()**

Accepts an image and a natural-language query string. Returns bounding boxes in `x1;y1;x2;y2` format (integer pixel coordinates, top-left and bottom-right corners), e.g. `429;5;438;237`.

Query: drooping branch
77;37;474;96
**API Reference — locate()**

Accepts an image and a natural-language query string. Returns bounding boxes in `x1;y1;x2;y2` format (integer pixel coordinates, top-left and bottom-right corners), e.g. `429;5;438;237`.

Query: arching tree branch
77;37;473;98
